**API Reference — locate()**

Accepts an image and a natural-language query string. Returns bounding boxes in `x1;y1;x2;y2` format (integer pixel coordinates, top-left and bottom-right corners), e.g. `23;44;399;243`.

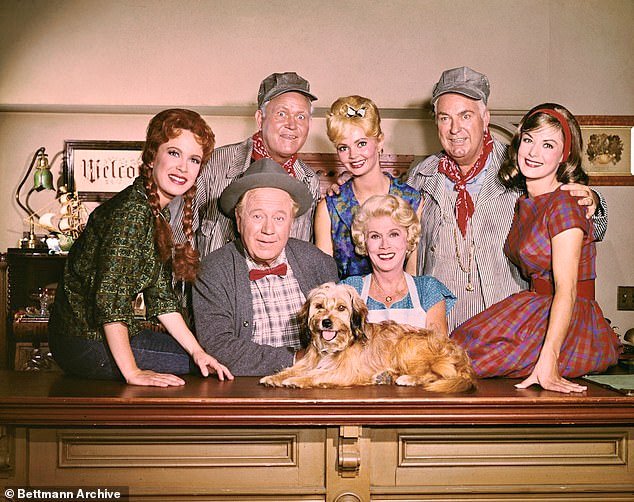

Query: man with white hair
407;66;607;331
193;159;338;376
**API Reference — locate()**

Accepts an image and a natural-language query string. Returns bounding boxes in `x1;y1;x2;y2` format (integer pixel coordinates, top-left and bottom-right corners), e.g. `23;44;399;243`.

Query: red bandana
438;129;494;237
251;132;298;177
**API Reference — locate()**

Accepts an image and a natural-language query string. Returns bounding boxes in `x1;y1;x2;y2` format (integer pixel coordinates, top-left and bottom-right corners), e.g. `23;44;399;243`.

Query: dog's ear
345;285;368;343
297;292;313;348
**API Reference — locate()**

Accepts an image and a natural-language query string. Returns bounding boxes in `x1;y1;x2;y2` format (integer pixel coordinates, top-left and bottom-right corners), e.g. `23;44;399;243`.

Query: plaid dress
451;188;620;378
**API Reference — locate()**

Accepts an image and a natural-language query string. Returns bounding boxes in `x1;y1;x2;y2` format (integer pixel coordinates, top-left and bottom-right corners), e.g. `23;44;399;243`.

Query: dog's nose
321;318;333;329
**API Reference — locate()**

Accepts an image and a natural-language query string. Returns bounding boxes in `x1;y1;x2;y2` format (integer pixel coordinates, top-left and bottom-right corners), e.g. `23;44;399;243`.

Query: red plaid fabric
451;188;621;378
247;251;304;349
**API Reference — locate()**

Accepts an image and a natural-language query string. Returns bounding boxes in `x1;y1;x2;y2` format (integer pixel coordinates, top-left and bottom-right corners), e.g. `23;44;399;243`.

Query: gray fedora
219;158;313;217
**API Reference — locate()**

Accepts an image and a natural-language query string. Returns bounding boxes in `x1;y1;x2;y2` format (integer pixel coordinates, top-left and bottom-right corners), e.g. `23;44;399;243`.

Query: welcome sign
64;140;144;202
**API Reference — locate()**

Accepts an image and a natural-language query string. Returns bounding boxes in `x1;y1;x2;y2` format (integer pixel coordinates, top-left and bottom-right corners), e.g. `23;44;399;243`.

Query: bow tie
248;263;288;281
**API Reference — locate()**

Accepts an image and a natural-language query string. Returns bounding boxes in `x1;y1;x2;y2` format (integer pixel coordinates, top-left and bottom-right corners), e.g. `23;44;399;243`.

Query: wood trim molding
300;152;416;195
0;373;632;427
300;151;634;188
577;116;634;126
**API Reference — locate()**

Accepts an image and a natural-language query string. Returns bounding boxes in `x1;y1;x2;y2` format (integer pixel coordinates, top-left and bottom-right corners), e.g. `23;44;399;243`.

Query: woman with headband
451;103;620;393
314;95;422;279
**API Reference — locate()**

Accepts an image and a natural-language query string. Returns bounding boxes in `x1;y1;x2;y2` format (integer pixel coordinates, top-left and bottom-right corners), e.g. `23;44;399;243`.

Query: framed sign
576;116;634;186
63;140;145;202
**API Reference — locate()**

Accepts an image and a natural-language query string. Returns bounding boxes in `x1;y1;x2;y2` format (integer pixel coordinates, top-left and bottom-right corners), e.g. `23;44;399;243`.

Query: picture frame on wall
576;116;634;186
63;140;145;202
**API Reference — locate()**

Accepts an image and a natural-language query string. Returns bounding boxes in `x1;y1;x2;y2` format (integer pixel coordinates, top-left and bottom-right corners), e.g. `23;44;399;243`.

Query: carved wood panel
299;153;418;197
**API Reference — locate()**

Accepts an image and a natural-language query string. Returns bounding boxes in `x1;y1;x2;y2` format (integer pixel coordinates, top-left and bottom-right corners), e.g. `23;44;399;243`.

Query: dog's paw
259;375;282;387
372;371;395;385
395;375;417;386
279;377;311;388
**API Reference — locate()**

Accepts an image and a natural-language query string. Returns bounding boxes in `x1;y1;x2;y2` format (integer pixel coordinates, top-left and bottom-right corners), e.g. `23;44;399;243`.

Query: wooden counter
0;370;633;426
1;370;633;501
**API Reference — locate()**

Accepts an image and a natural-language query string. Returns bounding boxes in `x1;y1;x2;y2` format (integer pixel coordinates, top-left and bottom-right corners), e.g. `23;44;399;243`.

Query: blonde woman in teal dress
342;194;456;336
314;95;421;279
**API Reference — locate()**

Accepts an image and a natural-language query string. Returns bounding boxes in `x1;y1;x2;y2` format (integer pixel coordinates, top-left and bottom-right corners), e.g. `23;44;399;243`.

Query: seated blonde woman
340;194;456;336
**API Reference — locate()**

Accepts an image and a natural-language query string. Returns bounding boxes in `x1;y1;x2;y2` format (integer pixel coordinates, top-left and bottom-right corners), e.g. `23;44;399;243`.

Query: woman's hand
125;369;186;387
515;349;587;393
158;312;234;381
104;324;186;387
516;227;587;394
191;348;234;381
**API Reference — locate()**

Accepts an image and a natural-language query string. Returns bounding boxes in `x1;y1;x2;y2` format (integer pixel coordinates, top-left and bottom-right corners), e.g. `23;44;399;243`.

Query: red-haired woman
49;109;233;386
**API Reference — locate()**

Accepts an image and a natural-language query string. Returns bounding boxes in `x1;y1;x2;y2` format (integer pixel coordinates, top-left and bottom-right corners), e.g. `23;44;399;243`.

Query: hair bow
346;105;366;118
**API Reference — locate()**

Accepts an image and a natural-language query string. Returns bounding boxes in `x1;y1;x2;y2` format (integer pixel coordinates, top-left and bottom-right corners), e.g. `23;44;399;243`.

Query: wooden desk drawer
28;427;326;497
13;316;49;342
369;426;634;496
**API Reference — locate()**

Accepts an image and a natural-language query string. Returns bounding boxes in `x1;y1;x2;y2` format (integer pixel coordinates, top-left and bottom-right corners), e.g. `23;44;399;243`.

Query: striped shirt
170;137;321;257
407;139;608;331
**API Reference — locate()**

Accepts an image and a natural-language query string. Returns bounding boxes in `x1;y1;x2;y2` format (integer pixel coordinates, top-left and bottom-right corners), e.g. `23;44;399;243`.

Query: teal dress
325;175;421;279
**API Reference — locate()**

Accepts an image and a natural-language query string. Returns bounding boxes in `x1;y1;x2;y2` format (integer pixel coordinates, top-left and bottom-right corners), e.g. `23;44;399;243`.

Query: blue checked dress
325;175;421;279
451;188;620;378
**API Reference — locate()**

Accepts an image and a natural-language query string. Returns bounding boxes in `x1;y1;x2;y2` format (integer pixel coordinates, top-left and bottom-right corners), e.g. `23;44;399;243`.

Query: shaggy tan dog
260;282;475;391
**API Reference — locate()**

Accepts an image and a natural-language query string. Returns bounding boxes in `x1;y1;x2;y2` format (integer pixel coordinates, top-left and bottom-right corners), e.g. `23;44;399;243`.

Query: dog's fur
260;282;475;392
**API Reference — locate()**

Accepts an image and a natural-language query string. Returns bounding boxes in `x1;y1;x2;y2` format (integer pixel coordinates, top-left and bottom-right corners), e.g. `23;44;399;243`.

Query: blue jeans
49;329;192;381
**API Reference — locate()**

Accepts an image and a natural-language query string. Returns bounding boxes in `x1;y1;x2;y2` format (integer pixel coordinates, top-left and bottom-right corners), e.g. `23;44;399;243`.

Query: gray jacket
193;238;338;376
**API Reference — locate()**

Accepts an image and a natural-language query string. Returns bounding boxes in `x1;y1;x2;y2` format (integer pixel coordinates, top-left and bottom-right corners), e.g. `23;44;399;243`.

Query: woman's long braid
140;108;213;283
141;163;173;265
171;185;199;283
140;163;199;283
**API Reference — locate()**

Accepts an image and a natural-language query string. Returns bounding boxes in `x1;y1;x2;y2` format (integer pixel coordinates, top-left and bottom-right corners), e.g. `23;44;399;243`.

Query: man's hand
327;182;341;197
560;183;598;219
326;171;352;196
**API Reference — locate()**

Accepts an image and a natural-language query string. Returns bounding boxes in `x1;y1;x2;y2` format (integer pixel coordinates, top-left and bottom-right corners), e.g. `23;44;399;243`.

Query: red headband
527;108;572;163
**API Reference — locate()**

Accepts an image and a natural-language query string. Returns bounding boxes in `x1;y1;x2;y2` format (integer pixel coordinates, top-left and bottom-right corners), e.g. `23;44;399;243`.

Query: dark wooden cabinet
1;249;66;369
1;373;633;499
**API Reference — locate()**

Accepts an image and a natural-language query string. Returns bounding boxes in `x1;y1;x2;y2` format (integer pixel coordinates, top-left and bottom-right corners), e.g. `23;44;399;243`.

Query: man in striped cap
171;71;321;258
407;66;608;331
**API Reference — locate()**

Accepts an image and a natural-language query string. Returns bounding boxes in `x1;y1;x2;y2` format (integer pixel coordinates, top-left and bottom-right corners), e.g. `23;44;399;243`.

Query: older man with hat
193;158;338;376
407;66;607;331
171;71;321;257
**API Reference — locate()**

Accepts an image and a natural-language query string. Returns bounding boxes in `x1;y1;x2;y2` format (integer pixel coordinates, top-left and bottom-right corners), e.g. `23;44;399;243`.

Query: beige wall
1;0;633;331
